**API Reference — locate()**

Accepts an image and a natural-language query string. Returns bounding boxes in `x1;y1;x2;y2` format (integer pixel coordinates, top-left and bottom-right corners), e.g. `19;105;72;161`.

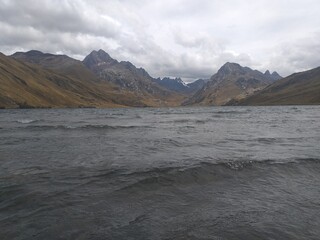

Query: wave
16;119;38;124
19;124;153;131
159;118;214;124
102;113;142;119
172;119;190;123
214;110;251;114
117;158;320;191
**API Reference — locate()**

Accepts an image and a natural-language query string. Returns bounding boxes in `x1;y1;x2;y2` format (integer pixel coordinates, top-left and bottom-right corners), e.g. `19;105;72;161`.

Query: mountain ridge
232;66;320;105
83;50;176;97
2;49;319;108
2;49;185;108
0;52;133;108
183;62;282;106
153;77;209;94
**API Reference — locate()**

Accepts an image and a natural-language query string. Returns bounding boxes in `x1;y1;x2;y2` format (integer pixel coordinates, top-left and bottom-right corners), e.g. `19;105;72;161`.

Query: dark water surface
1;106;320;240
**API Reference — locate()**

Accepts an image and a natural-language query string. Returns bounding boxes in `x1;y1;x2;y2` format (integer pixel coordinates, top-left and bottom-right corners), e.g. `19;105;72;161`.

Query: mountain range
0;49;319;108
82;50;171;98
7;49;184;108
183;62;282;106
153;77;208;94
233;66;320;105
0;52;138;108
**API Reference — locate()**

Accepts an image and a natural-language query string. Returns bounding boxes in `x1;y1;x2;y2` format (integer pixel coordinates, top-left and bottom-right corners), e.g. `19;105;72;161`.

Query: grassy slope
239;67;320;105
0;53;147;108
8;52;185;108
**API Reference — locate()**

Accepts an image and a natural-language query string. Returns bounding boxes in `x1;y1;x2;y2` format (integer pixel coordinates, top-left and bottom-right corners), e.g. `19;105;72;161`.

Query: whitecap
17;119;36;124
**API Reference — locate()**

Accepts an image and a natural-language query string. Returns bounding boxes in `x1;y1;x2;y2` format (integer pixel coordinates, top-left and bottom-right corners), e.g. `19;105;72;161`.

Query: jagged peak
220;62;242;70
272;71;280;77
88;49;113;60
264;70;271;75
161;77;188;87
217;62;245;75
97;49;106;54
83;49;117;67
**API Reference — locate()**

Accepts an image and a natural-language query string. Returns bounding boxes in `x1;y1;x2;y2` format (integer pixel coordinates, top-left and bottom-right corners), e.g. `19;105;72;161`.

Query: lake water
1;106;320;239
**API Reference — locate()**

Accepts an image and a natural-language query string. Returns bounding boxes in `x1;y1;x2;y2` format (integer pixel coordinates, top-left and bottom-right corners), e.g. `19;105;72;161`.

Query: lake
1;106;320;239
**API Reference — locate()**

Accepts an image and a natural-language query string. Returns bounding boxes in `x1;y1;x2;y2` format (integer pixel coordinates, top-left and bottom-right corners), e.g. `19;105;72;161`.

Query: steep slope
183;62;282;106
0;53;144;108
236;66;320;105
83;50;184;105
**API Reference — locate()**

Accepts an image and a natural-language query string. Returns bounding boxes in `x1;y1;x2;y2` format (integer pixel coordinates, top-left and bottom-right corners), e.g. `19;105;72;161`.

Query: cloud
266;32;320;76
0;0;319;80
0;1;121;37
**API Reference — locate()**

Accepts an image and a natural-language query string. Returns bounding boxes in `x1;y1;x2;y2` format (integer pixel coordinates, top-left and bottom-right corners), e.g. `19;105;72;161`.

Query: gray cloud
0;0;319;80
0;1;121;37
264;32;320;76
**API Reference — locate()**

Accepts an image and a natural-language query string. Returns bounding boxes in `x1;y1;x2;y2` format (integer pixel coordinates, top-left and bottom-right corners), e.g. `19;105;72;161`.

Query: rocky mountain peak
217;62;245;76
264;70;282;81
83;49;117;68
272;71;281;78
153;77;193;93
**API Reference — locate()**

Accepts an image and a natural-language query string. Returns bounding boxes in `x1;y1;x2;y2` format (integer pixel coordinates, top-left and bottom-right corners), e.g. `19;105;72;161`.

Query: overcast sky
0;0;319;81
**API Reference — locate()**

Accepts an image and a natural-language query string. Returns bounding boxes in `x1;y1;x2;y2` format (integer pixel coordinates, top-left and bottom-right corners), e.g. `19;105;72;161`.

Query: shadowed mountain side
187;79;209;92
183;62;282;106
153;77;209;94
0;53;161;108
83;50;184;104
231;66;320;105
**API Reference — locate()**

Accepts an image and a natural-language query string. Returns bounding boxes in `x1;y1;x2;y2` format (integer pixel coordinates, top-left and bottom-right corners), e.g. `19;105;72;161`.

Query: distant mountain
9;50;184;107
12;50;78;69
2;51;181;108
187;79;209;92
0;52;142;108
264;70;282;82
234;66;320;105
11;50;101;84
154;77;189;93
183;62;282;106
8;49;309;108
82;50;181;105
154;77;209;94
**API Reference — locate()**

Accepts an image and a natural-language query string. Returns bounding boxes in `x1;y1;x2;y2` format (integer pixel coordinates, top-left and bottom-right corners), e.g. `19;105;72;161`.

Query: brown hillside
237;67;320;105
0;53;148;108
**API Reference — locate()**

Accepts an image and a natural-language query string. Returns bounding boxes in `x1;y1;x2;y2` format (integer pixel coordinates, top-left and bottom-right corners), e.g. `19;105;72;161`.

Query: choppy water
1;106;320;240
